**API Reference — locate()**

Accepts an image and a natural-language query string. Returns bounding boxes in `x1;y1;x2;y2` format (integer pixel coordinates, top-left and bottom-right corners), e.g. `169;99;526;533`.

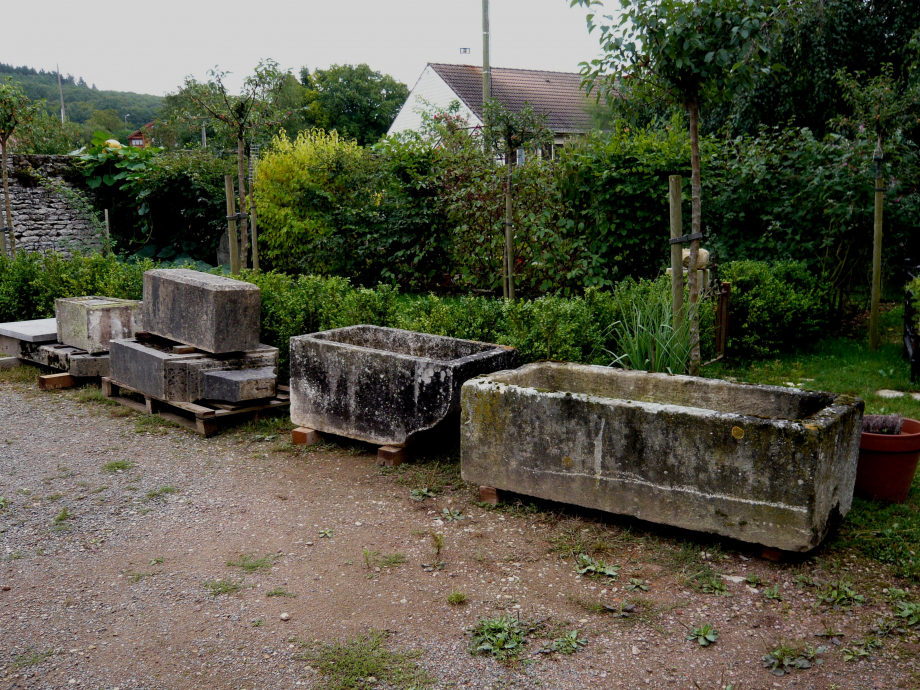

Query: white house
388;63;595;150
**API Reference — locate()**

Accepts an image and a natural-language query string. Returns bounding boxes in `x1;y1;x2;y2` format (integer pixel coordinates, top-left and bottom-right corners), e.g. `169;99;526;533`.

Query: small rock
1;585;10;591
631;645;640;656
280;612;290;621
876;389;905;399
721;575;746;584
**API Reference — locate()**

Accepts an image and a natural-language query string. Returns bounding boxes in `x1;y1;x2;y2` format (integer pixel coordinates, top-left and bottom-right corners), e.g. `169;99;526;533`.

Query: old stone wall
2;154;103;255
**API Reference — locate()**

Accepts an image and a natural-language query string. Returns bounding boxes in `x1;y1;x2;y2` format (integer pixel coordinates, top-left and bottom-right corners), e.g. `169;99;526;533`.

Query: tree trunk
504;142;515;300
236;136;249;269
1;139;14;255
687;98;702;376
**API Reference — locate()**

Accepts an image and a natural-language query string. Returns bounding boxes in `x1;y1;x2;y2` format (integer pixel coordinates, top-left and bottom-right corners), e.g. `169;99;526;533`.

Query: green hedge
9;253;849;375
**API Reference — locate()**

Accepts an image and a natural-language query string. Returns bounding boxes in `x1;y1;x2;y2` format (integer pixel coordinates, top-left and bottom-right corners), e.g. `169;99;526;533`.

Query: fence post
669;175;684;329
104;209;111;256
224;175;240;276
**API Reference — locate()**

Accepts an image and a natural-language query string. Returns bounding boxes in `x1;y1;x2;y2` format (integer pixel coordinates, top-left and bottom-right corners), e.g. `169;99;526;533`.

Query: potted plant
856;414;920;503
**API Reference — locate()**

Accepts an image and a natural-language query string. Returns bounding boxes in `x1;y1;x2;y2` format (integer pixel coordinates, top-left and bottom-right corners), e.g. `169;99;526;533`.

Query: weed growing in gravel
252;618;264;627
574;553;620;579
687;567;730;596
469;616;530;661
150;557;164;565
547;630;587;655
10;648;55;669
0;363;42;384
74;387;117;406
226;554;275;573
240;417;295;437
894;600;920;626
8;551;23;560
762;642;826;676
301;630;433;690
145;486;177;501
45;493;63;502
204;579;244;596
319;528;334;538
103;460;134;473
764;584;783;600
440;508;465;522
266;587;296;598
840;636;883;661
815;579;865;609
53;508;72;524
0;496;8;511
745;574;766;587
128;572;153;583
685;622;719;647
447;591;467;605
626;578;649;592
133;415;182;433
410;487;436;501
549;523;612;559
363;550;406;571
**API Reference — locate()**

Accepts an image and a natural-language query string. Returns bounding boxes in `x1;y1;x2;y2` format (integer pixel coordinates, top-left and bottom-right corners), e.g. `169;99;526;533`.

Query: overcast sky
2;0;611;96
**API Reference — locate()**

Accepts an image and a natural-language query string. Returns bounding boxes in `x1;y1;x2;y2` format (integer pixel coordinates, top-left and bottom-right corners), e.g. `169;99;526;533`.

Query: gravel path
1;378;917;689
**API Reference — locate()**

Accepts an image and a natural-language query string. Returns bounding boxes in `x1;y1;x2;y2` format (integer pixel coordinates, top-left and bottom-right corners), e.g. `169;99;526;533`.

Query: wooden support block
196;418;219;437
101;378;115;397
144;396;161;415
377;445;407;467
0;357;21;369
38;373;77;390
171;345;196;354
479;486;500;505
292;427;322;446
760;547;785;563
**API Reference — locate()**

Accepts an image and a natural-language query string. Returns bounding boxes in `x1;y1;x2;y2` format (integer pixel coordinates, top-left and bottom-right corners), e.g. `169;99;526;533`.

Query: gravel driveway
1;374;917;689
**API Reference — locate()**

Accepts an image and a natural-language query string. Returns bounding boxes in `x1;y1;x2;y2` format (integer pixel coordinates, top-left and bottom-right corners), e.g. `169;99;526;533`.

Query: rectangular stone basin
461;362;864;552
290;325;518;446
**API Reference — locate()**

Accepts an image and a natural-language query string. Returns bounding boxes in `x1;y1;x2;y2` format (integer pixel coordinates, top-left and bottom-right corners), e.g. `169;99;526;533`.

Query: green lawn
704;305;920;581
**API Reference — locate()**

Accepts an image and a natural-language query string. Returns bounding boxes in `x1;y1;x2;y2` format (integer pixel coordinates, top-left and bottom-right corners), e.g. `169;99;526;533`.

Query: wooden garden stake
504;147;514;300
224;175;240;276
236;139;249;269
669;175;684;330
869;138;884;351
104;209;111;256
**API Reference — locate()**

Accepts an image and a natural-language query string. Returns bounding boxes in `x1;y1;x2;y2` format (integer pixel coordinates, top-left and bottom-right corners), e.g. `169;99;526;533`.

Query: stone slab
290;325;517;447
142;269;260;353
14;341;110;378
0;318;58;343
201;367;276;402
110;337;278;403
56;296;142;354
460;362;864;552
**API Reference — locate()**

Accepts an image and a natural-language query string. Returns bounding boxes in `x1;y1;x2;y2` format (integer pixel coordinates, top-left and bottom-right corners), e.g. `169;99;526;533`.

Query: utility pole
56;64;65;124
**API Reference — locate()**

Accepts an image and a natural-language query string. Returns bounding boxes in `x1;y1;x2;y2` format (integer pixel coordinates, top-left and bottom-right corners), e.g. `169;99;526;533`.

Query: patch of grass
0;362;42;384
53;508;72;524
764;584;783;600
447;591;468;605
8;551;24;560
9;648;54;669
145;485;177;501
549;523;612;559
363;550;406;571
226;553;275;573
319;528;334;538
761;642;826;676
204;579;244;596
127;572;153;583
687;566;730;596
266;586;296;598
300;630;433;690
103;459;134;473
45;493;64;502
74;386;118;406
0;496;8;511
469;616;530;661
240;416;295;437
133;414;182;433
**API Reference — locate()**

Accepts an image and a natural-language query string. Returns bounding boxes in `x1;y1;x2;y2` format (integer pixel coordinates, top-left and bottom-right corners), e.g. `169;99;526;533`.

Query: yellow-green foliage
256;128;370;272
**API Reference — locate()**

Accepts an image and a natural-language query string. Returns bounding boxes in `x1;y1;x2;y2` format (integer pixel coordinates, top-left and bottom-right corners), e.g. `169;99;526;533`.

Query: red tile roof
429;63;594;133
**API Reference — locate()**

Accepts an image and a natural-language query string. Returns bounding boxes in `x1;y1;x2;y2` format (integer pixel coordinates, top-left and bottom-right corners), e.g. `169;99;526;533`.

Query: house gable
387;65;482;136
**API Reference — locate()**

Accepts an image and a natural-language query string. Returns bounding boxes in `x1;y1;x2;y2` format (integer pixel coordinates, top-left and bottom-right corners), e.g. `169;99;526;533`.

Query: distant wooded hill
0;63;162;130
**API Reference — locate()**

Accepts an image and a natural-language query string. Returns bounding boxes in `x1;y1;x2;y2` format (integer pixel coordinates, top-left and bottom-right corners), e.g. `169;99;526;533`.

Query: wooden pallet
101;377;290;437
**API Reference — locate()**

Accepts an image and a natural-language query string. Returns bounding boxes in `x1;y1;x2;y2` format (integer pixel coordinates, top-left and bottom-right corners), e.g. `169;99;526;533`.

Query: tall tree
185;60;288;271
302;64;409;146
572;0;785;374
0;77;39;255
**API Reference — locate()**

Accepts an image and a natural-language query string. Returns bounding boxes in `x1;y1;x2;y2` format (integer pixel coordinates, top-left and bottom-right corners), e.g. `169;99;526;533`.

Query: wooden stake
504;143;515;300
103;208;111;256
869;138;884;351
236;138;249;269
224;175;240;276
669;175;684;330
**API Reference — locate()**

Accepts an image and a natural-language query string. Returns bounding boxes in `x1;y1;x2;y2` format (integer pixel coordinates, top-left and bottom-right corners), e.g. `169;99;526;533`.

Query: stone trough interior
487;362;836;420
312;325;505;361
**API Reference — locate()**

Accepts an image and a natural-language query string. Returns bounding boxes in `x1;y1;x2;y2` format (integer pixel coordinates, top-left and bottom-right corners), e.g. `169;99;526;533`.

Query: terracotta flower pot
855;418;920;503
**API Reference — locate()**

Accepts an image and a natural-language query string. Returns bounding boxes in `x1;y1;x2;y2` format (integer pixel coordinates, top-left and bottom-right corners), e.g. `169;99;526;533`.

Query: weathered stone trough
461;363;864;552
290;325;517;447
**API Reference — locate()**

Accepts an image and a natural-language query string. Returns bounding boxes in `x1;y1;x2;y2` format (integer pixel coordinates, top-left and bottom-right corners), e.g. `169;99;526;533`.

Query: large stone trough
461;363;864;552
290;325;517;447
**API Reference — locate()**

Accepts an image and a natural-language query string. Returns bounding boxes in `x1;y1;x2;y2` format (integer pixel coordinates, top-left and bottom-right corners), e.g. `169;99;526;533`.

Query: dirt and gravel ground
1;372;918;690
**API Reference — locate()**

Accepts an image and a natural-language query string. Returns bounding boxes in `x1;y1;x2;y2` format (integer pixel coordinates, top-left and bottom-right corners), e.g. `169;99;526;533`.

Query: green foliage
469;616;529;660
203;579;244;596
75;131;162;190
540;630;587;655
12;108;82;154
302;631;433;690
814;578;865;608
575;553;620;578
447;591;467;605
686;622;719;647
0;76;43;145
894;600;920;627
303;64;409;147
718;261;832;357
226;553;275;573
762;643;826;676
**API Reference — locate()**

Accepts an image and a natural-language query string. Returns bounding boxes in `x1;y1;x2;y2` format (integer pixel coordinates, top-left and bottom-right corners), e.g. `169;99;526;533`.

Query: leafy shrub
719;260;832;357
